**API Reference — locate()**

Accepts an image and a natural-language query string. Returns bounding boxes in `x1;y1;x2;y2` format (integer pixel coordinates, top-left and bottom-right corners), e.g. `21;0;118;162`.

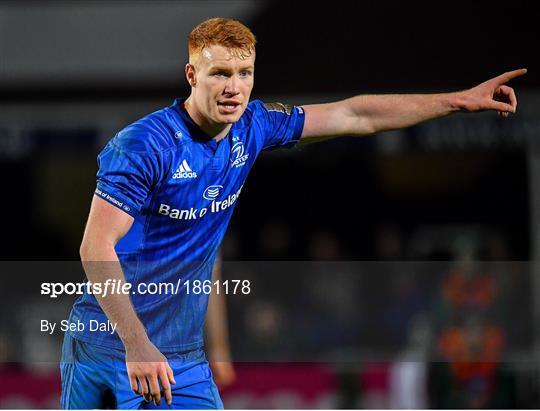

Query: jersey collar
172;98;236;146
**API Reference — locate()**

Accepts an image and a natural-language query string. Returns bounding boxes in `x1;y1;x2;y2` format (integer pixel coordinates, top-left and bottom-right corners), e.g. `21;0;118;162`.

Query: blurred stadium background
1;0;539;408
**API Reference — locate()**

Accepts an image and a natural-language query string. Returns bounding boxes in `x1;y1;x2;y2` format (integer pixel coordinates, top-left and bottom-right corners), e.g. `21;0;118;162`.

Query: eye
240;70;252;77
212;71;229;78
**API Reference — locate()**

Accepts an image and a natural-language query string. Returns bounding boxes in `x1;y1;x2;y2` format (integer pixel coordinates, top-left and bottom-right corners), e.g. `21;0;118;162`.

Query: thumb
166;363;176;385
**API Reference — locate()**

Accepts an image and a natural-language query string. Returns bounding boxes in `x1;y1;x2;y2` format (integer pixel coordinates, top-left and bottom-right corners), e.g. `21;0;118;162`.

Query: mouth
217;100;242;114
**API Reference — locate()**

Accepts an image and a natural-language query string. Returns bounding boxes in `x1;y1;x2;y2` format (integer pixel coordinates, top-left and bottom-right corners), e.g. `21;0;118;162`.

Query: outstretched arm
299;69;527;144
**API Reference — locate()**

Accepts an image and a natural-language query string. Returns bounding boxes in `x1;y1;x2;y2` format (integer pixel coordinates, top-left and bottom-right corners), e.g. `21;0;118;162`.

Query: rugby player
60;17;525;409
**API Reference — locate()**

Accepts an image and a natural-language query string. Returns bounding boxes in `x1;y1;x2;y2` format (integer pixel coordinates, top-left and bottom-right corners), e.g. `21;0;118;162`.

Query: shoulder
111;106;181;154
244;99;284;120
244;100;298;120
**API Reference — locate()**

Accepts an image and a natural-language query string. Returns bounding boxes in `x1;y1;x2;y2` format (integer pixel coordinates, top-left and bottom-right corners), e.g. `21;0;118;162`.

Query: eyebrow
209;65;254;72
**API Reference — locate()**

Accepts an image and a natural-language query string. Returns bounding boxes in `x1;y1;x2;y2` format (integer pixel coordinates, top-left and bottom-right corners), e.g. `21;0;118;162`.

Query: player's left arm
205;259;236;389
299;68;527;144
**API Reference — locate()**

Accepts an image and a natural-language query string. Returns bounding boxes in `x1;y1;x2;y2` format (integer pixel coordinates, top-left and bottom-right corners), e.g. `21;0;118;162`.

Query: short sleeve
94;137;161;218
255;101;305;150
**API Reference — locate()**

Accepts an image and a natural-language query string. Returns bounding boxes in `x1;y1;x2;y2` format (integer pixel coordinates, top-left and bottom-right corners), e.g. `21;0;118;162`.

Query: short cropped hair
188;17;256;66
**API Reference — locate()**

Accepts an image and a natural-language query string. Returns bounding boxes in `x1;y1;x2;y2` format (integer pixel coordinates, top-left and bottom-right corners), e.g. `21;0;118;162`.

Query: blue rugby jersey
68;98;305;352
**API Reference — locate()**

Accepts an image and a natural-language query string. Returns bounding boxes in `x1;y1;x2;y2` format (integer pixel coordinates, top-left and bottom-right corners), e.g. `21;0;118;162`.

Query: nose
224;74;240;96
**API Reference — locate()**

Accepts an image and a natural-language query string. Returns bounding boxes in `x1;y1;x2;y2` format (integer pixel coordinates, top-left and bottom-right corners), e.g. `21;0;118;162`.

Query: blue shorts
60;332;223;409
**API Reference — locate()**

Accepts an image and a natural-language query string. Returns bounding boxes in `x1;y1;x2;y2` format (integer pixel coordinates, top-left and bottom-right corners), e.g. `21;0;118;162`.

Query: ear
185;63;197;87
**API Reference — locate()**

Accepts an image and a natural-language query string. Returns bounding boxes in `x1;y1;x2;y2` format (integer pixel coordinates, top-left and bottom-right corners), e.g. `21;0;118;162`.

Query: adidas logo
173;160;197;179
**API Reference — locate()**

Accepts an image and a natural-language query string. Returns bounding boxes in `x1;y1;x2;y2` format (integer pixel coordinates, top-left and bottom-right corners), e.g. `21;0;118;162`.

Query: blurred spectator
439;260;497;319
431;315;511;408
429;229;515;408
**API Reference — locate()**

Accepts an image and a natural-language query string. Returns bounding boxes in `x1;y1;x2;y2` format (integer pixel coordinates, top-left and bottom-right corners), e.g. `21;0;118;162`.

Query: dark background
0;0;539;408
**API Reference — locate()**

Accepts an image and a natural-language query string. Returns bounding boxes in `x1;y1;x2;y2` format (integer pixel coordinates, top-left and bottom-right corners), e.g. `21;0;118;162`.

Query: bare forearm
301;69;525;142
346;92;462;135
80;243;148;347
205;291;231;360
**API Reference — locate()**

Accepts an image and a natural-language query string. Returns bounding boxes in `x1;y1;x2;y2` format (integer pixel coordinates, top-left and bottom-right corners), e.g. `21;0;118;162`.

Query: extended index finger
492;68;527;85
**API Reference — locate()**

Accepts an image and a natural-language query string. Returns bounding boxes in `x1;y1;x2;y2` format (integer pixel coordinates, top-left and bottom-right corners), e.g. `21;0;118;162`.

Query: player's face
189;45;255;125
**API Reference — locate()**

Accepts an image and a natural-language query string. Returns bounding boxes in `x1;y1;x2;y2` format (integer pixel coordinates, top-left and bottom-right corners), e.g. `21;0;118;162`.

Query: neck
184;97;231;142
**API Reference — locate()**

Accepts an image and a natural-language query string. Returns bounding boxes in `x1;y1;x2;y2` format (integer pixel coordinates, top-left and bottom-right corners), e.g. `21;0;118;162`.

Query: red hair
188;17;256;66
